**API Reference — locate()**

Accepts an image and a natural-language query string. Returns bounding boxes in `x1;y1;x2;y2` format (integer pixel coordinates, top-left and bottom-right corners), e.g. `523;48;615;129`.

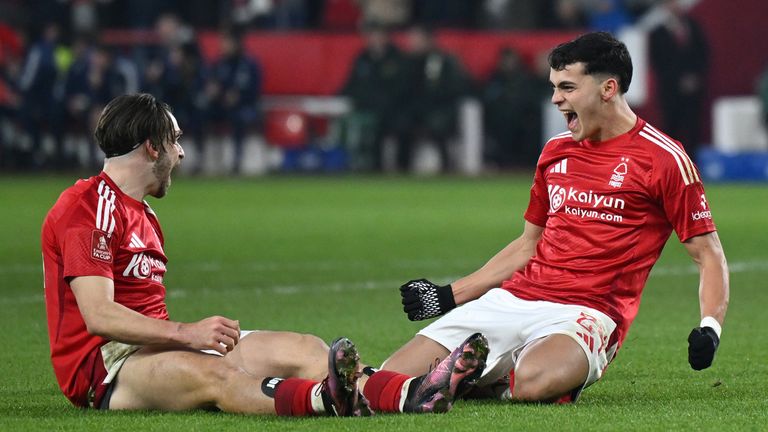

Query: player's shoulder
49;174;123;233
541;131;576;155
634;121;701;186
544;131;576;148
537;131;576;165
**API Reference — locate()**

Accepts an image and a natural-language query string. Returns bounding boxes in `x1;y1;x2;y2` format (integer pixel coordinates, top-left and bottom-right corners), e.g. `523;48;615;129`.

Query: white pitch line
2;259;766;305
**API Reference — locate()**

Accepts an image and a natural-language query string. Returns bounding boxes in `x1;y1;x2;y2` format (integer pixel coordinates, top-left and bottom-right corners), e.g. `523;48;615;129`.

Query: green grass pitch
1;174;766;431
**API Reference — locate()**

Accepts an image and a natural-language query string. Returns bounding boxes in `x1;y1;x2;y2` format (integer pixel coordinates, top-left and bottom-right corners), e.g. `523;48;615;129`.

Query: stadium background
2;1;767;430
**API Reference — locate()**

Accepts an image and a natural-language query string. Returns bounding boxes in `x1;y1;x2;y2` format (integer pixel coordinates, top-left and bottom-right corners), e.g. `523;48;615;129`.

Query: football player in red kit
42;93;487;416
388;31;728;403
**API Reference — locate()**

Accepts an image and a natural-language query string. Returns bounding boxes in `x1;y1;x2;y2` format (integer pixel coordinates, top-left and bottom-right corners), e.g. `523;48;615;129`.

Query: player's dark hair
94;93;174;158
548;31;633;94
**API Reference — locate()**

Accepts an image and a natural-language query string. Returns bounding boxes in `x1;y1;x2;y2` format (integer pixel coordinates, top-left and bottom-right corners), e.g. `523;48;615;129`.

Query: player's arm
452;221;544;303
682;231;729;370
70;276;240;354
401;221;544;320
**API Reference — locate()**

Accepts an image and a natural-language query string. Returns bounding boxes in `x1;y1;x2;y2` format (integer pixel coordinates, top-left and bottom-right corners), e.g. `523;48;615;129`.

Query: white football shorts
418;288;617;389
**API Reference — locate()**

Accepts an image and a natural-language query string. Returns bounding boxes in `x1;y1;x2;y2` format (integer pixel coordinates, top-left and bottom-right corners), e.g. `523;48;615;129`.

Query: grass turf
0;174;766;431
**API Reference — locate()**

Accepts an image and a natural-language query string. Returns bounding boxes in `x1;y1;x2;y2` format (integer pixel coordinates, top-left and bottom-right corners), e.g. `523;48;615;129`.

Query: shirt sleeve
60;199;118;280
524;151;550;227
653;152;716;242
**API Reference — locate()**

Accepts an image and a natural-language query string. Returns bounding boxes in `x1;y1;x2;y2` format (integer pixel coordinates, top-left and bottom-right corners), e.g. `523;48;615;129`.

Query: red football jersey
502;118;716;348
42;172;169;407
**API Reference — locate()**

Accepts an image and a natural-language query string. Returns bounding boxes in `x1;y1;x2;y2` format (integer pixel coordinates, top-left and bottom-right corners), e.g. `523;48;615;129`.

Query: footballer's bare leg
226;331;329;381
511;334;589;402
109;347;277;413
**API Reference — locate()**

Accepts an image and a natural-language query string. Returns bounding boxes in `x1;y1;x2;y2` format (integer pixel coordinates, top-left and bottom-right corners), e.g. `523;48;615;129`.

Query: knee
512;363;561;402
271;332;329;378
286;333;328;380
270;331;327;353
300;332;328;351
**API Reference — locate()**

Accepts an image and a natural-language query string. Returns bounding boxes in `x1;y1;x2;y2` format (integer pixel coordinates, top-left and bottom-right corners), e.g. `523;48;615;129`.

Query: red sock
362;370;411;413
273;378;318;416
508;369;516;398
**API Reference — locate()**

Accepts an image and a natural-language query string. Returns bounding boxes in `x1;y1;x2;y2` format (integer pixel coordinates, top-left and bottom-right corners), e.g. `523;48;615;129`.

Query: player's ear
142;139;159;161
601;78;619;101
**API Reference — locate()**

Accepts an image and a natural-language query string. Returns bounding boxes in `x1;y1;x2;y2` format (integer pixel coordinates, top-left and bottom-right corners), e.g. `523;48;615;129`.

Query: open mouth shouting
564;111;579;131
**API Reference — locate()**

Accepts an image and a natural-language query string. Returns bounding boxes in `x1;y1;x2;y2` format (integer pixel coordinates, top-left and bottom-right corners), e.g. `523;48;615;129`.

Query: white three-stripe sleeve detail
106;190;116;235
639;131;691;185
96;181;105;230
101;189;113;233
99;187;109;231
562;158;568;173
644;125;699;182
131;232;146;248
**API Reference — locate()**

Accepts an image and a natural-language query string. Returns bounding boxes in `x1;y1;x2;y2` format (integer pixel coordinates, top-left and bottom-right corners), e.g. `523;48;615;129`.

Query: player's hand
687;326;720;370
400;279;456;321
180;316;241;355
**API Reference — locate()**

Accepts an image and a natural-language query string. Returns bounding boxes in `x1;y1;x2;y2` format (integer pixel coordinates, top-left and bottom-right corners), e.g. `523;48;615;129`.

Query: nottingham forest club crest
609;158;629;188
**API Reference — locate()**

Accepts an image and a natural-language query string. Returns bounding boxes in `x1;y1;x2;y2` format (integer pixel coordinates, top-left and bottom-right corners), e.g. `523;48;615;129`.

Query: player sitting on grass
41;93;488;416
385;31;729;403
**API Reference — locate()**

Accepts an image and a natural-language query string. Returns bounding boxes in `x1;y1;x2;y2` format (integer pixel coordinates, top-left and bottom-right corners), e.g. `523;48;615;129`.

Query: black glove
687;326;720;370
400;279;457;321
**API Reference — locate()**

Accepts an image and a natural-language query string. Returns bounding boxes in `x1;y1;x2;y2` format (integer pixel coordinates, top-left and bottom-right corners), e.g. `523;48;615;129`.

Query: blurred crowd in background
0;0;760;175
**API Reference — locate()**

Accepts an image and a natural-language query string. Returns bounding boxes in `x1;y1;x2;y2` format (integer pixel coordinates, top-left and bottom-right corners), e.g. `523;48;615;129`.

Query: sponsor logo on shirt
123;252;166;282
691;193;712;221
548;184;626;211
91;230;113;263
548;184;626;222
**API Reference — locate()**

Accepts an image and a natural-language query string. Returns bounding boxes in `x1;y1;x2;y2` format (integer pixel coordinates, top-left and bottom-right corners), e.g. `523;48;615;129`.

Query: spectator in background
144;13;194;101
64;40;138;168
357;0;412;30
649;0;708;157
61;34;95;166
88;45;138;162
163;42;208;173
202;29;262;174
17;22;64;169
538;0;588;30
396;24;470;172
481;47;542;169
339;22;409;171
482;0;539;30
143;14;207;172
0;21;23;168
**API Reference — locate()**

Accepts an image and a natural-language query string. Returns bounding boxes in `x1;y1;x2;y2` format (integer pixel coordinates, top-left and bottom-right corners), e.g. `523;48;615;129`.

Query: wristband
700;316;722;338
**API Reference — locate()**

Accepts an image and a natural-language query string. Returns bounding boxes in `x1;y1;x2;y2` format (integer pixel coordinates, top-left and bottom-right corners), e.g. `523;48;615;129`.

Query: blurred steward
481;47;543;169
339;21;409;171
201;29;262;174
18;21;64;168
396;24;471;173
649;0;709;157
